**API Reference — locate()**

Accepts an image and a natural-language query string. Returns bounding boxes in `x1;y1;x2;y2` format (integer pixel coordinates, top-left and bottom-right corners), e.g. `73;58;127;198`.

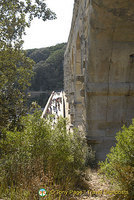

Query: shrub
0;109;89;199
46;117;88;188
99;120;134;200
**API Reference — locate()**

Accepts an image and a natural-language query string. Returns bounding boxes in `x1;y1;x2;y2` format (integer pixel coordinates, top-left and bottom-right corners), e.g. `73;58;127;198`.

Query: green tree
99;121;134;200
0;0;56;130
0;0;56;48
0;48;34;130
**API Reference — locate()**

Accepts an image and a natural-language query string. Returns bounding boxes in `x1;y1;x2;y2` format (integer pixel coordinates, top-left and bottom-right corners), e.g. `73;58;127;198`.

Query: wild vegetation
99;122;134;200
0;108;89;199
0;0;134;200
0;1;89;199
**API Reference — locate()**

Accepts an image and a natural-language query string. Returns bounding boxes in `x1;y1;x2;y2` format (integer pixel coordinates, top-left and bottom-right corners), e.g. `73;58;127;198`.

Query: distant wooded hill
26;43;66;107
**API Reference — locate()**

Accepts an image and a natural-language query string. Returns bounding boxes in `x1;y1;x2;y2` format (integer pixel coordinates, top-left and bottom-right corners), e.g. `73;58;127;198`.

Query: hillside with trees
26;43;66;107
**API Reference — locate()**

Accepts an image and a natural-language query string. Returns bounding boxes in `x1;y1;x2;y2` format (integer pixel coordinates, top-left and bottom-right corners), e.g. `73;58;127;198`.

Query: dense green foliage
99;121;134;200
0;0;55;130
0;48;34;130
26;43;66;107
0;109;88;199
27;43;66;91
0;0;56;47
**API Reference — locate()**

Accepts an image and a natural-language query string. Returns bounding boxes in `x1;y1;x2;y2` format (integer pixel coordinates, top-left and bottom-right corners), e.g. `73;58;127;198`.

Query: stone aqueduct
64;0;134;160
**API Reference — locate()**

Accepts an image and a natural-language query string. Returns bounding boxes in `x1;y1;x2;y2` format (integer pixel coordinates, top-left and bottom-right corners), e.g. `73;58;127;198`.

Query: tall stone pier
64;0;134;161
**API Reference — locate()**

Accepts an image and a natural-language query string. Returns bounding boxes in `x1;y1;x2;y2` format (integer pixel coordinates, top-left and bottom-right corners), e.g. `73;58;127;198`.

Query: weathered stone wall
64;0;134;161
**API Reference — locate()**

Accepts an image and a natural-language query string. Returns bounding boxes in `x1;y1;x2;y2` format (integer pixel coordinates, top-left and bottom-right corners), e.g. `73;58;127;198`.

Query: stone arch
76;33;81;75
74;32;84;127
75;32;83;102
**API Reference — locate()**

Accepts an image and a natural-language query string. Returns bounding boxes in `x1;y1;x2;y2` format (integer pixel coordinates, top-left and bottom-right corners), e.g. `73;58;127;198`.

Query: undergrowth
0;109;92;199
99;120;134;200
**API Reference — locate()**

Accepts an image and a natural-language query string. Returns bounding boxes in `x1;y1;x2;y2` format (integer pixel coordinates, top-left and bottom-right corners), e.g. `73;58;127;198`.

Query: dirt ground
73;168;114;200
60;167;123;200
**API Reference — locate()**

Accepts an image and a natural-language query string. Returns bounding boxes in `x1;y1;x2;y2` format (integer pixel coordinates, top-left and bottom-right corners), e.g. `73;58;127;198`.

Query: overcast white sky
23;0;74;50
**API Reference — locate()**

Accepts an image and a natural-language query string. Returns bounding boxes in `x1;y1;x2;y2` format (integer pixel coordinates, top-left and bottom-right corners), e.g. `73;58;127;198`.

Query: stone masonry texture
64;0;134;161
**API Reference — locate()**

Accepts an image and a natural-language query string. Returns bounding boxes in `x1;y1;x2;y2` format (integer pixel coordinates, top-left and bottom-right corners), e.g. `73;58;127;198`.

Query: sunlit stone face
64;0;134;161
